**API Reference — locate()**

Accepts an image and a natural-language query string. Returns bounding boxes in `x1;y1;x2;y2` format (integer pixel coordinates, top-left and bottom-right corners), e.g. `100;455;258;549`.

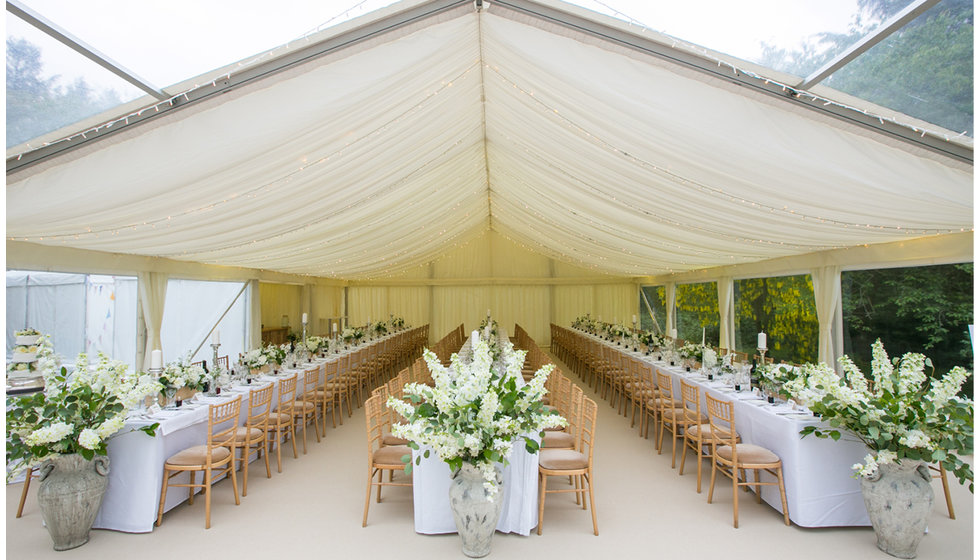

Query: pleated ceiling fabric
6;6;972;281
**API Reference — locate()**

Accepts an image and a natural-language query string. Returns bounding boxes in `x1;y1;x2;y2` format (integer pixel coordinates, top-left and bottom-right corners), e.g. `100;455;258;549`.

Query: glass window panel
160;279;249;366
675;282;719;346
734;275;818;365
824;0;973;135
567;1;878;75
6;271;137;368
6;12;146;148
639;285;666;333
842;263;973;393
20;0;400;88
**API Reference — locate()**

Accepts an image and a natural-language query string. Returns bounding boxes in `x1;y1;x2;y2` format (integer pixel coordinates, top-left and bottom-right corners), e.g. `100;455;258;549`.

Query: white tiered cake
7;329;45;387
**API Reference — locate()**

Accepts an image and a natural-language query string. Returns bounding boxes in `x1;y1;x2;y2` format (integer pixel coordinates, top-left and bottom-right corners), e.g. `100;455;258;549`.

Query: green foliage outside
638;286;666;333
842;263;974;394
735;275;818;365
758;0;973;135
675;282;719;346
7;37;122;148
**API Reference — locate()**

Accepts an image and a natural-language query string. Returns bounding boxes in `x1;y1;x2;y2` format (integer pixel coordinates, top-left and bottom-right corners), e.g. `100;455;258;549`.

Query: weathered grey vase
37;454;110;551
449;463;503;558
860;460;934;559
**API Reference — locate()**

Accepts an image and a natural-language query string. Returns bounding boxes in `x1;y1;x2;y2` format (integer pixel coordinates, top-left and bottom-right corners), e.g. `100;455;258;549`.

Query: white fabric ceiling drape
811;266;843;367
137;271;168;369
5;9;972;280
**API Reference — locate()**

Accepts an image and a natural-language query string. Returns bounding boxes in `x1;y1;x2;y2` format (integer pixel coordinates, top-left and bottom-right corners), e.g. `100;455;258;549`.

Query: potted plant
6;352;161;550
387;335;566;557
777;340;973;559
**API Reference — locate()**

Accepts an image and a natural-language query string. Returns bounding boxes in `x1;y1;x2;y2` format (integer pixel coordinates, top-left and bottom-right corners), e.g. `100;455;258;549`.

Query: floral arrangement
159;357;209;392
638;330;667;348
387;336;566;498
390;315;405;329
342;327;363;344
373;321;388;336
241;348;269;370
677;342;706;362
6;352;161;477
572;315;598;334
304;336;327;354
775;340;973;489
262;343;288;366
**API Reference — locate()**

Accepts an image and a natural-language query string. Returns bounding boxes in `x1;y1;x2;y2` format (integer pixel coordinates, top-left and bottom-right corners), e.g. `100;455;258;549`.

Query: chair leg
188;471;196;505
156;470;170;526
262;441;271;478
362;468;374;527
536;472;548;536
754;470;762;504
241;449;249;497
586;471;598;536
204;469;213;529
230;459;240;506
375;470;384;503
707;460;717;503
16;468;33;518
777;467;790;526
732;467;740;529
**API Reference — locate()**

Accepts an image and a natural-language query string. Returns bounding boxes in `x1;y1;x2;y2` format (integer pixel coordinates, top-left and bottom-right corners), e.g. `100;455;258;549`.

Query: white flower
897;429;931;449
25;422;74;446
78;428;101;450
97;415;126;439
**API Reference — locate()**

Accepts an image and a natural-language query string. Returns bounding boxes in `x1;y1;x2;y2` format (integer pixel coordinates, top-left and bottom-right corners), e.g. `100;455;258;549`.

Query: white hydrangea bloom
869;340;894;396
25;422;74;446
97;415;126;439
78;428;101;450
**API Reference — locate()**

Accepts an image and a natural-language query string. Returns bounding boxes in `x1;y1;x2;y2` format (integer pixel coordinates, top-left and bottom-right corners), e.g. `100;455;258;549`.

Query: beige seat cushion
539;449;588;470
382;432;410;446
716;444;779;465
166;445;231;466
234;426;265;442
542;432;575;449
293;401;317;412
373;444;412;467
266;411;293;425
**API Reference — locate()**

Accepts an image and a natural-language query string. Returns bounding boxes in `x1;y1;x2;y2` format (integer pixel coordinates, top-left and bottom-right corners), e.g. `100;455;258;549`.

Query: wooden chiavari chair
537;397;599;536
362;394;413;527
235;382;273;496
265;373;299;473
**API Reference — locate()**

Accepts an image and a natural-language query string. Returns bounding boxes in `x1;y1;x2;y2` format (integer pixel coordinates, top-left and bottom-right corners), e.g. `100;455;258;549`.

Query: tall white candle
471;330;479;348
758;332;767;349
212;330;220;345
702;327;705;345
670;328;677;339
302;313;308;324
332;322;338;333
150;349;162;369
487;309;491;318
632;314;637;324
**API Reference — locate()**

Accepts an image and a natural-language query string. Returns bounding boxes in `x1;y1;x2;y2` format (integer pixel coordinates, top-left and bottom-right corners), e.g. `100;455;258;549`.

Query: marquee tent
6;0;973;366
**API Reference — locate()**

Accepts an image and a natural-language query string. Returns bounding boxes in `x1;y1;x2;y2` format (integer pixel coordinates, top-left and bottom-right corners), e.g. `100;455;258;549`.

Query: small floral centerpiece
302;336;325;355
159;357;209;393
572;314;597;334
678;342;705;362
262;343;288;366
241;348;269;371
390;315;405;329
342;327;363;344
775;340;973;488
387;336;566;498
373;321;388;336
6;352;162;475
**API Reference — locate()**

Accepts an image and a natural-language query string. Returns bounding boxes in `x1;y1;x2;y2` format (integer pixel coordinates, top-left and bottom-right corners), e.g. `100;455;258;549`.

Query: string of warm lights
582;0;971;143
484;63;966;236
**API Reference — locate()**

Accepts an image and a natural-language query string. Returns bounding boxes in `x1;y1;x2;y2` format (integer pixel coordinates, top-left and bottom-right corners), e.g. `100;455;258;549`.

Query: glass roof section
5;0;974;153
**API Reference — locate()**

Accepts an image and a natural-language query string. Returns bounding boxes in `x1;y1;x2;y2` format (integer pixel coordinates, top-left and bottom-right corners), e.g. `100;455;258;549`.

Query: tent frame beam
6;0;168;101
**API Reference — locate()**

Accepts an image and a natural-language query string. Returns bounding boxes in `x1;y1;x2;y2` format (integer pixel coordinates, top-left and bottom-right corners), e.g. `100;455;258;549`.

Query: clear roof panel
18;0;401;88
6;11;145;148
823;0;973;136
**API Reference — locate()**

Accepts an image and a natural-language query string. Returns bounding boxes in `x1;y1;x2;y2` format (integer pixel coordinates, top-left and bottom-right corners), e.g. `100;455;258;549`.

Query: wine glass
163;387;177;409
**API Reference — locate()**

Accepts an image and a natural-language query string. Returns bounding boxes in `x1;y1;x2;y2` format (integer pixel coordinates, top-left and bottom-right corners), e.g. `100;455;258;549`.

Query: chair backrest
217;355;229;369
247;382;274;431
579;397;599;465
679;379;701;425
275;373;299;419
299;366;320;401
566;384;585;447
553;374;572;415
208;396;243;463
656;371;673;399
364;395;387;456
705;393;738;457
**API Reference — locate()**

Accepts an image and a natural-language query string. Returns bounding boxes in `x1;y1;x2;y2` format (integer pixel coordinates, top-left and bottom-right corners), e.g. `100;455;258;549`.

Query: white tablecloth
412;441;540;535
585;332;870;527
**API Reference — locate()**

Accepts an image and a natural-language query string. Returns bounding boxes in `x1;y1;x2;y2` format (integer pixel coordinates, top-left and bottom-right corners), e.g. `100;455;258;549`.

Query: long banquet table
571;328;871;528
92;331;407;533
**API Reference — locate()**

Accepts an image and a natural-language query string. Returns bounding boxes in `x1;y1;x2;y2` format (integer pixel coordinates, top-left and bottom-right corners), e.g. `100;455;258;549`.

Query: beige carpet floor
6;352;974;559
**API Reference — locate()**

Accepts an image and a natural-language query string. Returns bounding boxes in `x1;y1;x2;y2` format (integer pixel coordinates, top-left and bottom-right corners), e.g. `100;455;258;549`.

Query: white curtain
717;276;735;350
811;266;842;368
137;271;168;370
665;282;677;336
248;280;262;348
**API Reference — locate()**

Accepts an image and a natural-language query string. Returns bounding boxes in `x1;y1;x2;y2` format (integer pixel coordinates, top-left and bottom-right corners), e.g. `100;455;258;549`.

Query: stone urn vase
449;463;503;558
37;454;110;551
860;460;934;559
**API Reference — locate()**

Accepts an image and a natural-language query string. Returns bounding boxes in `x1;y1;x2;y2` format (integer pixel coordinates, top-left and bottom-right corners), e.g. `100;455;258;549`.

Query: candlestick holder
302;323;308;342
211;343;221;373
757;347;768;365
